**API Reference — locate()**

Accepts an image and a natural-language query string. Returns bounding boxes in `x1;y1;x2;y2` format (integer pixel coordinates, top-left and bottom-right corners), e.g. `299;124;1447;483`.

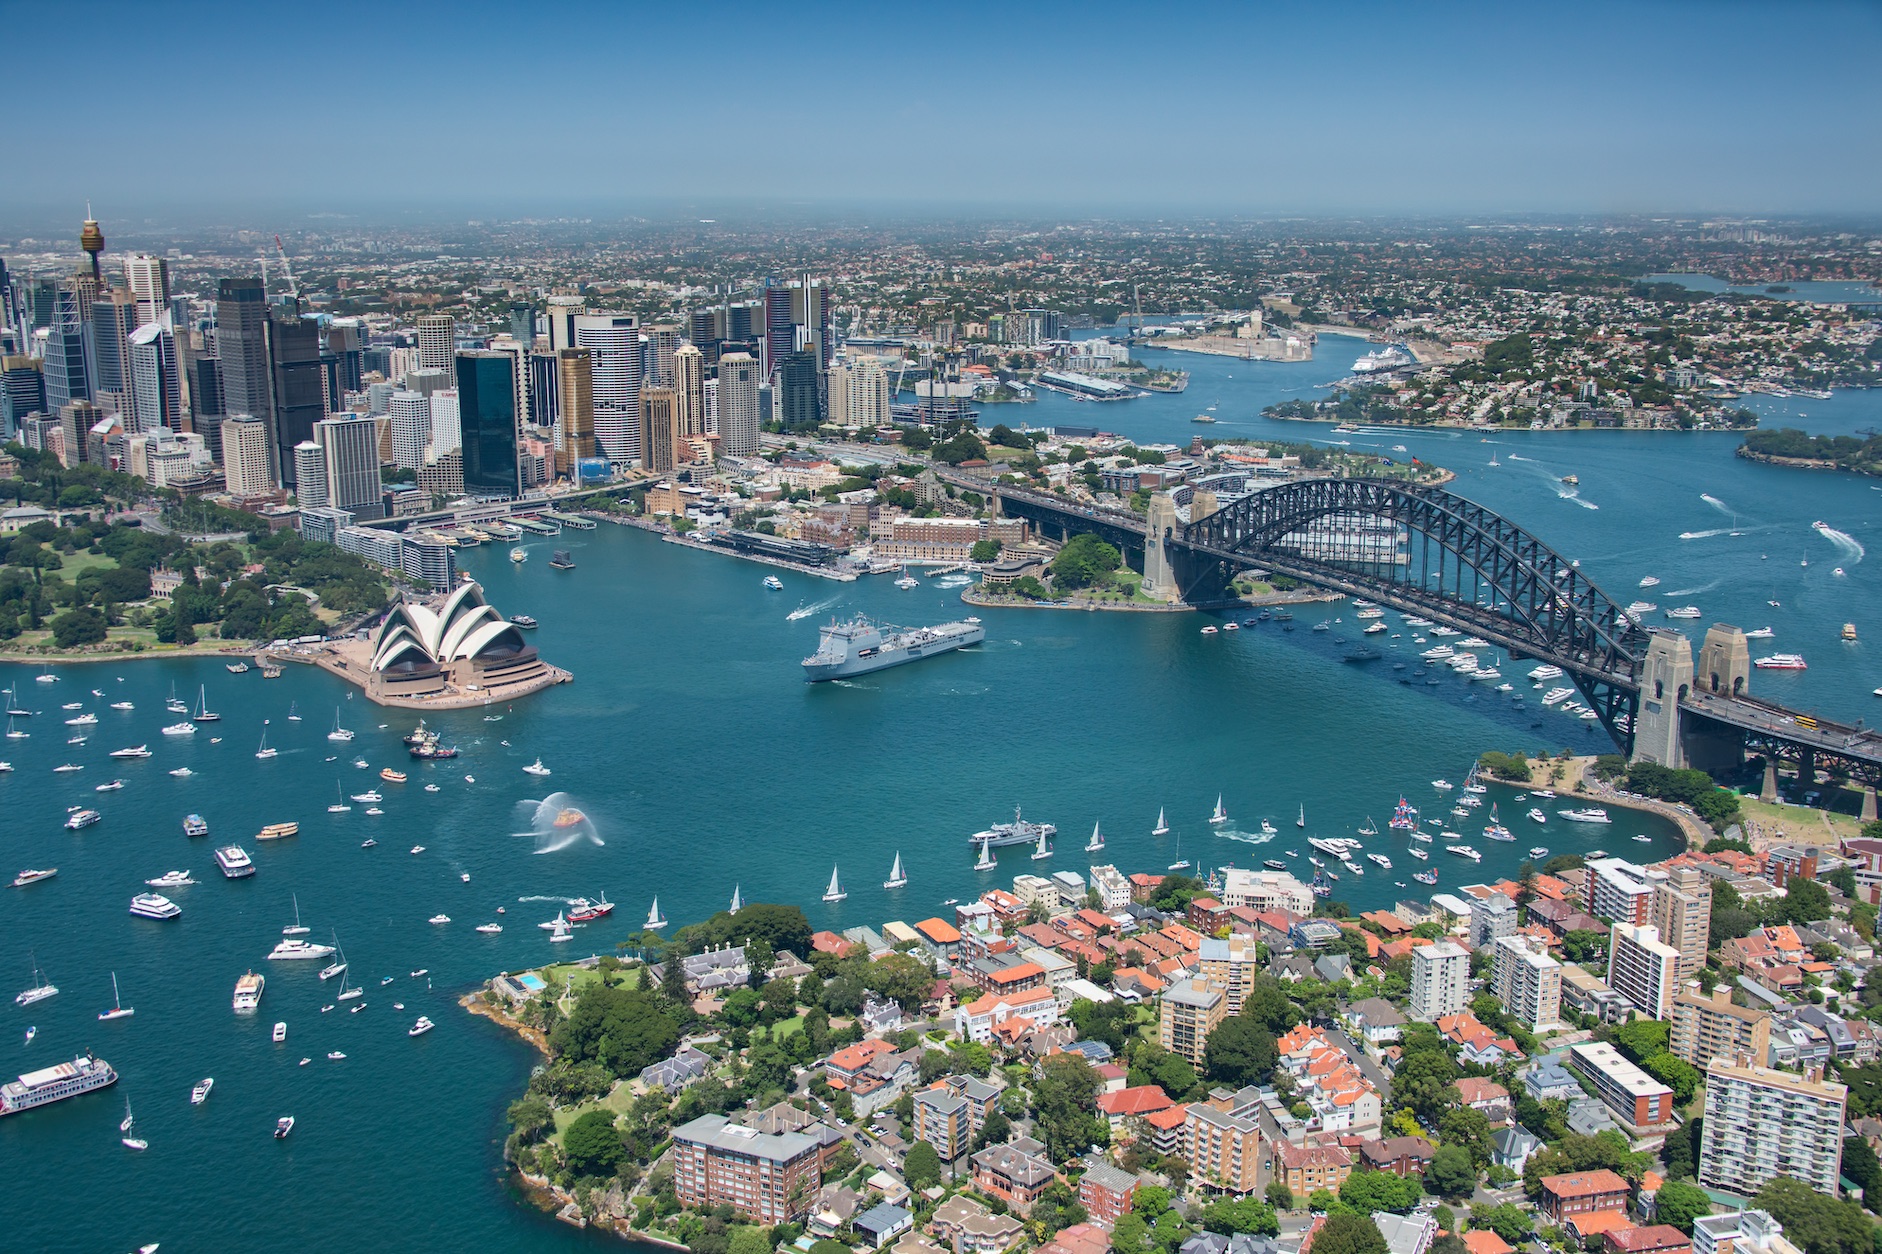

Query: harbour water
3;336;1877;1252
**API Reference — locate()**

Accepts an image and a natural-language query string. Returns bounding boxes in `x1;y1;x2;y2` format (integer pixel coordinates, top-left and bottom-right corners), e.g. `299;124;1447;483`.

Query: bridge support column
1762;761;1779;803
1140;493;1181;603
1863;786;1878;823
1697;625;1753;698
1631;630;1693;768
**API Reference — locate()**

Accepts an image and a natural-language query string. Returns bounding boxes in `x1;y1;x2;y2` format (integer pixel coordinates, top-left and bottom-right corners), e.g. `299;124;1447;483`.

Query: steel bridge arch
1179;477;1651;687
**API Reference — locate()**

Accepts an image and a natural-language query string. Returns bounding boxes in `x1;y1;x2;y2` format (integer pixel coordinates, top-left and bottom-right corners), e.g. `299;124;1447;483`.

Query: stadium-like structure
367;581;547;699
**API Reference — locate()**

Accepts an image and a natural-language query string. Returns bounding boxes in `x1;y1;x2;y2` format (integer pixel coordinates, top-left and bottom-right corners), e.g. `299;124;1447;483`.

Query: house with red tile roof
811;930;856;957
1361;911;1412;935
1016;923;1063;950
1605;1225;1690;1254
1539;1169;1631;1224
1435;1012;1524;1066
1095;1085;1174;1136
1453;1077;1511;1121
980;889;1028;925
1128;873;1165;903
1276;1024;1383;1132
1462;1231;1513;1254
955;986;1059;1043
1093;1062;1128;1094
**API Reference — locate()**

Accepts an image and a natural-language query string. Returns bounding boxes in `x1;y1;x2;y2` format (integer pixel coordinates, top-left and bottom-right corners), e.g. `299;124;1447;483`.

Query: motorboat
162;722;196;736
109;745;151;759
275;1116;295;1138
428;914;451;925
95;779;125;792
11;867;57;887
762;575;783;590
477;922;503;934
272;1021;287;1043
523;758;551;776
1559;808;1612;824
409;1016;435;1037
191;1077;214;1104
65;809;103;830
1529;846;1549;858
1527;807;1547;823
146;871;195;887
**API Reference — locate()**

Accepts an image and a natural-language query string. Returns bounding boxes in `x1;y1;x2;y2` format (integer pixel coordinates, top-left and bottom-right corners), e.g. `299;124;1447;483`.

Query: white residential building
1409;941;1470;1022
1608;922;1681;1020
1217;868;1313;915
221;415;272;495
1492;934;1562;1032
1088;865;1131;911
1700;1057;1847;1196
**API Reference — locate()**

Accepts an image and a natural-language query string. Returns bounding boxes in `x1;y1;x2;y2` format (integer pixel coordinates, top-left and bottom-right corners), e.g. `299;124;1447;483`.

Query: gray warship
801;614;985;682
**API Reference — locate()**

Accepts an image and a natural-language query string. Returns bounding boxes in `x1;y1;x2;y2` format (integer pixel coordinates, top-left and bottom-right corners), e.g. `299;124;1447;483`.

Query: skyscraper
389;390;431;469
1491;934;1562;1032
89;289;138;398
1;356;47;436
127;315;185;433
647;324;681;387
791;279;833;368
78;216;104;284
125;255;169;327
673;343;705;437
573;314;643;463
429;390;460;457
508;301;536;347
416;314;454;375
638;386;680;474
777;348;822;431
716;351;760;457
1650;864;1712;983
555;347;596;473
315;415;384;520
222;415;273;495
456;350;520;499
267;311;324;487
763;283;793;377
293;441;328;508
42;289;90;411
215;278;273;425
828;355;889;428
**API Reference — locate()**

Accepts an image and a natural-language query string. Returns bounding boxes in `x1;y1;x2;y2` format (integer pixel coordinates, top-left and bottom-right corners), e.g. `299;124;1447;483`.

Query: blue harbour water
5;334;1880;1252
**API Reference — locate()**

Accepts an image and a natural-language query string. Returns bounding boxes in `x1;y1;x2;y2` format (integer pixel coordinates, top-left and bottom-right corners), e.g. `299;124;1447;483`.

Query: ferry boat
232;971;265;1013
1;1052;117;1116
1559;808;1612;824
257;822;299;841
65;809;102;831
183;814;209;836
128;893;181;919
10;868;57;887
970;805;1057;849
1753;653;1807;670
1665;606;1702;620
215;846;256;878
510;547;527;564
804;614;984;681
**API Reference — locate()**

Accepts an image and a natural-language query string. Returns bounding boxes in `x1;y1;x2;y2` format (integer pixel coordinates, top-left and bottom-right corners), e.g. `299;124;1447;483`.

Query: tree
975;1110;1012;1150
1424;1145;1477;1198
1653;1180;1713;1234
904;1140;943;1190
550;983;685;1079
970;539;1001;563
867;952;934;1011
933;432;986;464
1439;1107;1492;1168
1609;1017;1670;1064
1266;1180;1294;1211
1198;1197;1279;1236
1203;1017;1277;1089
1643;1052;1702;1105
1311;1213;1388;1254
507;1094;554;1144
1841;1135;1880;1201
1242;977;1300;1033
563;1108;625;1178
1050;534;1122;590
746;1040;791;1094
1467;1204;1531;1244
729;1228;774;1254
50;606;106;648
1340;1170;1422;1214
1112;1212;1150;1253
1034;1053;1108;1163
1752;1176;1875;1254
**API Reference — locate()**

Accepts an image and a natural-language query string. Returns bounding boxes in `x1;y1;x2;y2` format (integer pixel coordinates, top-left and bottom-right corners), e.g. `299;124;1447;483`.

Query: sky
5;0;1880;222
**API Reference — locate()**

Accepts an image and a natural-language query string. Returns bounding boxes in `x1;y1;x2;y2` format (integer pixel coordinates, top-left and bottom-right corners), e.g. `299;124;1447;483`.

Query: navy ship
801;615;984;682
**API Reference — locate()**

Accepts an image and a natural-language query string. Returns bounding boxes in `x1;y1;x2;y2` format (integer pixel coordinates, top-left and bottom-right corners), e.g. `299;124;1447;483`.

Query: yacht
232;971;265;1012
110;701;134;711
275;1116;294;1139
214;846;255;878
15;959;58;1007
109;745;151;759
1085;821;1105;853
1541;687;1575;705
477;922;503;934
162;721;196;736
428;914;451;925
1209;795;1229;825
350;790;381;804
1527;807;1548;823
895;565;920;590
1559;808;1612;824
1259;819;1278;835
328;709;354;742
1367;853;1392;869
567;894;613;923
65;809;103;831
255;728;276;760
272;1022;287;1043
1167;834;1190;872
884;852;909;889
11;868;57;887
1529;846;1549;859
1430;779;1453;790
1030;825;1054;861
1531;788;1556;799
522;758;551;776
1639;575;1661;588
129;892;181;920
191;1078;214;1105
645;897;668;930
762;575;783;590
1412;869;1439;885
1527;664;1564;681
1445;845;1482;861
145;871;195;888
1151;806;1169;836
183;814;209;836
1665;606;1702;620
1633;834;1653;843
1296;803;1306;828
268;939;336;961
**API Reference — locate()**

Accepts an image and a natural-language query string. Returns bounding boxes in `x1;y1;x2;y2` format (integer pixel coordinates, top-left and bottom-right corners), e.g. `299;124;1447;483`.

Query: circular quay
2;5;1880;1254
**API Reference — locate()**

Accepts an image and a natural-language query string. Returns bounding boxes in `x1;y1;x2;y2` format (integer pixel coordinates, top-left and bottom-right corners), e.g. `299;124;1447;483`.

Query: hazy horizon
3;0;1879;224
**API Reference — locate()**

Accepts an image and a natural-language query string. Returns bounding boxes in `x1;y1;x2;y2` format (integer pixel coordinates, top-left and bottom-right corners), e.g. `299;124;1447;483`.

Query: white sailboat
645;898;667;931
320;933;348;982
255;722;276;760
99;971;134;1020
974;835;996;871
283;894;311;936
1209;795;1229;826
328;708;353;742
729;885;742;915
1296;803;1306;828
1029;825;1053;861
1168;834;1191;872
1152;806;1169;836
194;685;219;723
822;865;848;903
287;702;301;721
329;783;351;813
883;853;908;889
1086;820;1105;853
121;1096;147;1150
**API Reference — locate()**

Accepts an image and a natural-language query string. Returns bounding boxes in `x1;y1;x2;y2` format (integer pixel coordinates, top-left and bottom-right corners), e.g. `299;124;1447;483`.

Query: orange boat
552;808;586;830
380;769;408;783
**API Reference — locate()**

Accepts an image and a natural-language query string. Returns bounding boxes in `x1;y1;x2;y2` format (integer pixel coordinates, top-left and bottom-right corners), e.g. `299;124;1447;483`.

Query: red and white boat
566;894;614;923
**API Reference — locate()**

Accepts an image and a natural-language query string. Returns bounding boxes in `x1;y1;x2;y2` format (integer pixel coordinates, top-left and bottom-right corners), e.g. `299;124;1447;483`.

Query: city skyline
4;1;1879;221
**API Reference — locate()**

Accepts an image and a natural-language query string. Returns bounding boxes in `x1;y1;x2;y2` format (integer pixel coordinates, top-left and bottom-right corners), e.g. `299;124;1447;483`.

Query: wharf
660;533;857;581
540;512;597;530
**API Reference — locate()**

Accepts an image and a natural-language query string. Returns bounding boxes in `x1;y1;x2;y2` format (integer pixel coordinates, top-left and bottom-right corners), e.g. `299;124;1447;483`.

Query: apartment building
1197;935;1261;1016
1651;864;1713;982
1570;1042;1676;1131
1158;976;1227;1066
1700;1056;1847;1196
1670;983;1772;1069
1185;1100;1263;1195
1585;858;1655;925
1269;1140;1356;1197
670;1113;825;1223
1691;1211;1803;1254
1608;923;1681;1020
1409;941;1470;1022
1492;934;1562;1032
1539;1169;1632;1225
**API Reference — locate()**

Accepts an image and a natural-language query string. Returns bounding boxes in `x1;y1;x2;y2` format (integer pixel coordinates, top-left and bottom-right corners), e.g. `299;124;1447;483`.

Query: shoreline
961;586;1345;613
0;641;259;667
1735;446;1880;478
1266;412;1751;436
1556;756;1712;851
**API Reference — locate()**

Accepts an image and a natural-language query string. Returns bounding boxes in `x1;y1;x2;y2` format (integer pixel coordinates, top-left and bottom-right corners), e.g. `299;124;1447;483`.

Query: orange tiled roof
1097;1086;1175;1117
1463;1232;1513;1254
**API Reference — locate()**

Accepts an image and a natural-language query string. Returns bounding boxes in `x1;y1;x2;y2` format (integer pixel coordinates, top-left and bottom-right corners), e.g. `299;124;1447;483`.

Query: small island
1737;428;1882;478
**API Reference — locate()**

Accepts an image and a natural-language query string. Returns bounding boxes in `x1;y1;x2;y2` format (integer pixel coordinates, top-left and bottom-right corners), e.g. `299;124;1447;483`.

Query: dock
540;512;596;530
511;518;560;536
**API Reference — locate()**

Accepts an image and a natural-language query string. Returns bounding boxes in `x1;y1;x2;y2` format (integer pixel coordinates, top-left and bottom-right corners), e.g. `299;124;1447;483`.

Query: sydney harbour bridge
939;468;1882;803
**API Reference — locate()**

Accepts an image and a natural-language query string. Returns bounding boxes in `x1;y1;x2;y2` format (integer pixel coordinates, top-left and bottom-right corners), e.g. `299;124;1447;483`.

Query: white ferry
1527;664;1564;681
215;846;256;878
64;809;102;831
128;893;181;920
1;1052;117;1115
1753;654;1807;670
1665;606;1702;620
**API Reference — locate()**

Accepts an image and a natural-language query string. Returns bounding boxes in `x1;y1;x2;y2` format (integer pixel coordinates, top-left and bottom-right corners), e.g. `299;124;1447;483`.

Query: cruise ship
803;615;985;681
970;805;1058;849
1351;345;1413;374
1;1052;117;1115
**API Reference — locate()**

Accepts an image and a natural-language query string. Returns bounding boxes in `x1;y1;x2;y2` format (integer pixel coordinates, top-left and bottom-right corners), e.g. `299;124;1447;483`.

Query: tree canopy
1652;1180;1713;1234
1752;1177;1875;1254
1203;1017;1277;1089
1049;534;1122;589
549;983;685;1079
1311;1213;1389;1254
562;1108;625;1178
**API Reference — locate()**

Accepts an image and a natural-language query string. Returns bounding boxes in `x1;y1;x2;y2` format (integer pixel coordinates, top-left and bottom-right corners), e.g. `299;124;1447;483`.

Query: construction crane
273;235;300;301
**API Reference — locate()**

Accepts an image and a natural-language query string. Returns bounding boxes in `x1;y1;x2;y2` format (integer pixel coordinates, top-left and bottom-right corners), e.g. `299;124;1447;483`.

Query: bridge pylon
1142;493;1182;603
1697;625;1752;698
1632;630;1693;768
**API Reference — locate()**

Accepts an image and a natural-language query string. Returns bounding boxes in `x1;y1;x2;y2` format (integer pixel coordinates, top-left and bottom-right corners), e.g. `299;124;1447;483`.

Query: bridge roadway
1684;692;1882;778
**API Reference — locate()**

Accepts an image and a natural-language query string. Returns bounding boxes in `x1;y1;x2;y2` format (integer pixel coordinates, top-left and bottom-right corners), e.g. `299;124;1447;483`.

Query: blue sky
7;0;1880;219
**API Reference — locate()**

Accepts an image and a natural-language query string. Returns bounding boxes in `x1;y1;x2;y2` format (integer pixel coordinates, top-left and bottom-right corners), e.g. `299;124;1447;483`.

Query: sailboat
255;722;277;760
4;715;24;739
15;956;57;1006
1296;803;1306;828
1209;795;1229;826
319;933;348;982
1086;820;1105;853
1358;816;1379;837
645;898;667;931
1168;834;1191;872
822;865;848;903
283;894;311;936
974;836;996;871
287;702;301;721
336;961;362;1001
166;682;187;714
729;885;742;915
194;685;219;723
329;783;351;813
1030;825;1053;861
121;1096;147;1150
99;971;134;1020
883;853;908;889
328;708;353;742
1152;807;1169;836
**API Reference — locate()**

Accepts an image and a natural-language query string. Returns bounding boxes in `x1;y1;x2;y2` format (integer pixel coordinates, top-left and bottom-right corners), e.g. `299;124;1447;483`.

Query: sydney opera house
353;581;565;704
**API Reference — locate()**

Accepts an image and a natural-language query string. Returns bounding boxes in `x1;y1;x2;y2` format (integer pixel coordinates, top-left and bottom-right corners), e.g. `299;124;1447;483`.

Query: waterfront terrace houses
671;1113;825;1224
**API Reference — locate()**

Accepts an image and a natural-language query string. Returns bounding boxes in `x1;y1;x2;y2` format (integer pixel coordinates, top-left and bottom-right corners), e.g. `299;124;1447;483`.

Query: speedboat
95;779;125;792
1527;807;1547;823
170;767;194;777
476;923;503;934
1430;779;1453;790
408;1016;435;1037
522;759;551;776
1559;808;1612;824
428;914;450;925
1529;846;1549;858
272;1021;287;1042
276;1116;296;1139
191;1077;214;1104
1633;834;1653;843
146;871;195;887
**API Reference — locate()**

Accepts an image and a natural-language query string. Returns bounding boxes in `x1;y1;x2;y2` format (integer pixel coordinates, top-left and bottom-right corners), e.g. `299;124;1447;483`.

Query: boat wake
1815;524;1865;563
787;595;842;622
1556;488;1598;510
517;895;582;905
1505;453;1534;462
1668;581;1720;597
828;679;878;690
1701;493;1731;513
513;792;603;854
1214;829;1277;847
1679;528;1733;540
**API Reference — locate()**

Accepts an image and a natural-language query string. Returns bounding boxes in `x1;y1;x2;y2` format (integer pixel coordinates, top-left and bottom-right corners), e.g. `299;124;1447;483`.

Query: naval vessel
801;615;984;682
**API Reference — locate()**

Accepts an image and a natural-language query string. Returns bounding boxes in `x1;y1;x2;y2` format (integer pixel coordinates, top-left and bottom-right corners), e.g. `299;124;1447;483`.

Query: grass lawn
537;961;640;999
55;550;121;580
1736;795;1871;845
548;1080;641;1143
760;1011;807;1042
